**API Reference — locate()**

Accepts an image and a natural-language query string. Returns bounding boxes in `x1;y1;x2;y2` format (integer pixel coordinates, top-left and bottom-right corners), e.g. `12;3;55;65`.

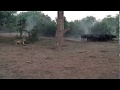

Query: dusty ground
0;33;119;79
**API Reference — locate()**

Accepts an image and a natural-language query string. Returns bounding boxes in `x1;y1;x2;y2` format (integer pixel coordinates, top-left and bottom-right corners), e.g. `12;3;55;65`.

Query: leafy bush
27;26;39;43
15;34;22;39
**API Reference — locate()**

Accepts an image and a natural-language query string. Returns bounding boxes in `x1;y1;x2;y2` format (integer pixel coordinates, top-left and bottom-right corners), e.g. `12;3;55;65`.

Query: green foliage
65;21;84;38
0;11;17;32
27;26;39;43
64;17;69;29
91;21;109;34
0;11;118;40
16;11;56;38
16;17;27;38
91;14;118;36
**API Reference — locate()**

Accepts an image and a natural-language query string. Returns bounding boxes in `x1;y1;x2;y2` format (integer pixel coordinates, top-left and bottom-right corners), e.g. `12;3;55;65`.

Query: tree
115;14;119;37
90;15;119;36
55;11;71;50
91;21;109;34
0;11;17;32
27;26;39;43
16;17;27;38
16;11;56;37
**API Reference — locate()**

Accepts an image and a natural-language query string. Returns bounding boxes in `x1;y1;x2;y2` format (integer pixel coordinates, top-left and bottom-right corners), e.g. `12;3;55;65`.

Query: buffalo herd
81;34;117;41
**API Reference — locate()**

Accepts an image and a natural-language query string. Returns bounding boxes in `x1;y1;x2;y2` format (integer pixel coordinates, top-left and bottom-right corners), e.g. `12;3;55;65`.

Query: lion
15;39;26;45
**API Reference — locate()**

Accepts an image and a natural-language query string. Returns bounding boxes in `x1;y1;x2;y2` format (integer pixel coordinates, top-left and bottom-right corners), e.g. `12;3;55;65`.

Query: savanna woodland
0;11;119;79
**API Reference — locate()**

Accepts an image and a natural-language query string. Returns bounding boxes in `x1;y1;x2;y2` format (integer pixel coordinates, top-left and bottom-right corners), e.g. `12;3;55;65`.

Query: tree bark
55;11;71;50
55;11;64;50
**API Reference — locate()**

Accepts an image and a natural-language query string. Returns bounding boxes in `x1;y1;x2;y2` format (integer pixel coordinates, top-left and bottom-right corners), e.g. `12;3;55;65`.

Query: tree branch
64;27;72;34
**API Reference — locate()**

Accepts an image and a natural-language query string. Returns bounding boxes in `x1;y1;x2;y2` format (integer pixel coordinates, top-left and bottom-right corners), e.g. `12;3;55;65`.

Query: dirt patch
0;34;119;79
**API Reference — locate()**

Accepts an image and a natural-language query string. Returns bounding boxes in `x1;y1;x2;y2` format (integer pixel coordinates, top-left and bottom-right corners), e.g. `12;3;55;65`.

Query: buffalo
81;34;117;42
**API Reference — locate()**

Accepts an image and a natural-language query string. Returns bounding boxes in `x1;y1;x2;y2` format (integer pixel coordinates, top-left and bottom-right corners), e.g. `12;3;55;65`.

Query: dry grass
0;35;119;79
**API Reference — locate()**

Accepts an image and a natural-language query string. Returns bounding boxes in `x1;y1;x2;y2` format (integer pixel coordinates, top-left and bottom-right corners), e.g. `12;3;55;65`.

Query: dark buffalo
110;35;117;40
81;34;117;42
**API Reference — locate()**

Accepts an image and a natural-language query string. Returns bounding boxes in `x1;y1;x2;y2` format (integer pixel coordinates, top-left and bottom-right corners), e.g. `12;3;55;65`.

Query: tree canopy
0;11;118;38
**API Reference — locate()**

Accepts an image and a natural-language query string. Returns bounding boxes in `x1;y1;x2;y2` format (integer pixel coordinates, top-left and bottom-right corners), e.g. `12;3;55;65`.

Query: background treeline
0;11;119;38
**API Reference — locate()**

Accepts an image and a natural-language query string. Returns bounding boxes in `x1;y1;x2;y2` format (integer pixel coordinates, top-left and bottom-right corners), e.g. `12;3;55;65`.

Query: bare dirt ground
0;33;119;79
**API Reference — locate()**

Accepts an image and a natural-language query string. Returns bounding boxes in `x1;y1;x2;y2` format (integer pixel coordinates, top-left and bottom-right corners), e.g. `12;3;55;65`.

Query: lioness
15;39;26;45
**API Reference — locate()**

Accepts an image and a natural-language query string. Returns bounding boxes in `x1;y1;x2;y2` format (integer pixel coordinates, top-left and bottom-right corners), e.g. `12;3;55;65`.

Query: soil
0;33;119;79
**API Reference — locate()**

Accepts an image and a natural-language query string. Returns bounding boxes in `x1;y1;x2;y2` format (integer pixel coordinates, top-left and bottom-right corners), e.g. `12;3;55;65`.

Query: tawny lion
15;39;26;45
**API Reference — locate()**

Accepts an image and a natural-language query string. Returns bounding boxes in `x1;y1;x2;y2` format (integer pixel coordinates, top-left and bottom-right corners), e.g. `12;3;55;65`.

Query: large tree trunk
55;11;64;50
55;11;71;50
